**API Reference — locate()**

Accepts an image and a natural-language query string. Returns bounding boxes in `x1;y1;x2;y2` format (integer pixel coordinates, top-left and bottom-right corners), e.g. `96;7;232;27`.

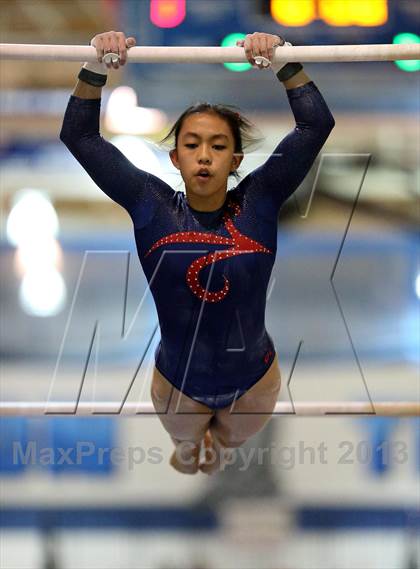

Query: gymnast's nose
198;144;211;164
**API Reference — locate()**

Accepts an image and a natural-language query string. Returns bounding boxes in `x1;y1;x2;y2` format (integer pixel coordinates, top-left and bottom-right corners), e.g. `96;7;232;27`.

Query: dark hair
160;102;263;179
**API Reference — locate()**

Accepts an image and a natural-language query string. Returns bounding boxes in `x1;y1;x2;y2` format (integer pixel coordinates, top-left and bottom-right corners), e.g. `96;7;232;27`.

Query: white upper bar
0;44;419;63
0;401;418;416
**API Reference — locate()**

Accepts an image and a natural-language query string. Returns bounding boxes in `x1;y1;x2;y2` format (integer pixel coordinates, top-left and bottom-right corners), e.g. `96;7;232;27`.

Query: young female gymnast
60;30;335;475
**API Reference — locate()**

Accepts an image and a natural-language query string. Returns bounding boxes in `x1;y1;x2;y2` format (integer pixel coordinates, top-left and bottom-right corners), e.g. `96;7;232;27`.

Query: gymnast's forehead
178;112;234;139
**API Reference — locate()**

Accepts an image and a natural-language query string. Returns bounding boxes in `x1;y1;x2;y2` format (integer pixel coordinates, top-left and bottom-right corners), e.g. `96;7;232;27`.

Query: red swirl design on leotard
145;201;272;303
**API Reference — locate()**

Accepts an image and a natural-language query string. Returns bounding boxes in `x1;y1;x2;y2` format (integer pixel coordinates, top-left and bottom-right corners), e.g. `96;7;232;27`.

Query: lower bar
0;402;418;416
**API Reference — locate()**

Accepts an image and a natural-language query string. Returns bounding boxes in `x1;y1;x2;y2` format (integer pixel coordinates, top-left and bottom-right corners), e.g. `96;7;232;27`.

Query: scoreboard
264;0;388;27
144;0;419;36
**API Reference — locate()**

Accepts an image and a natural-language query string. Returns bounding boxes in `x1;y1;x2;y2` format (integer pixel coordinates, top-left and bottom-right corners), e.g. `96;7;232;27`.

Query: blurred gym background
0;1;419;568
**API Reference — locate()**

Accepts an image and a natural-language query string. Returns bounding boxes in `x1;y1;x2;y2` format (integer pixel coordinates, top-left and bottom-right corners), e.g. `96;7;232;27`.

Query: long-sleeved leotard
60;81;335;409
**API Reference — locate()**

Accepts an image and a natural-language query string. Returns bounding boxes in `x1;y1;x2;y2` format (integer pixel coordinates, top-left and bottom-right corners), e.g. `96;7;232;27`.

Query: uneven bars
0;401;418;416
0;44;419;63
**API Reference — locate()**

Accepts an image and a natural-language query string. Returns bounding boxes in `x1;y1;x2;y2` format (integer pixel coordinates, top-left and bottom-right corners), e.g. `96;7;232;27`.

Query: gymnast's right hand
90;31;136;69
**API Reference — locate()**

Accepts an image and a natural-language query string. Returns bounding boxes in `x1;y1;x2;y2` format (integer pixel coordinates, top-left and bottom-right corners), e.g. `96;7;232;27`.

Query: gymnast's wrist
271;42;303;83
78;61;108;87
275;62;304;83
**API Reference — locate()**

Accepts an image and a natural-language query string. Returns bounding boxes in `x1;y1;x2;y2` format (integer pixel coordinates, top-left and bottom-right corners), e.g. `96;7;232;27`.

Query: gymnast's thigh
151;365;215;414
151;366;214;439
211;354;281;444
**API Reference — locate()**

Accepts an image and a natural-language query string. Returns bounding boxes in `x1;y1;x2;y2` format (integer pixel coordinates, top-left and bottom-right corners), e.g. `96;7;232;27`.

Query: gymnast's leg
151;366;214;474
200;354;282;475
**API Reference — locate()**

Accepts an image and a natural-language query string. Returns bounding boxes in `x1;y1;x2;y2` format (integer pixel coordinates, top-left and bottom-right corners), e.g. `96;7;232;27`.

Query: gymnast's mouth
196;169;211;179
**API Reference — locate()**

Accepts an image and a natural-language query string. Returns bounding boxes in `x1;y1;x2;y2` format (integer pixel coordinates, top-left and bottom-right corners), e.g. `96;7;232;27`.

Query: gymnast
60;30;335;475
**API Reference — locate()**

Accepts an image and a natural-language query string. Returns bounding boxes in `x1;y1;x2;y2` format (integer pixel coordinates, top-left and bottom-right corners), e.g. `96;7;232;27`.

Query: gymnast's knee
153;414;207;442
210;426;247;449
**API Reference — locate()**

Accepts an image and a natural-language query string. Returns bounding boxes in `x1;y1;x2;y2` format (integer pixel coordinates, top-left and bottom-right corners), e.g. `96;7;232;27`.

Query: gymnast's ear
169;148;180;170
231;153;243;172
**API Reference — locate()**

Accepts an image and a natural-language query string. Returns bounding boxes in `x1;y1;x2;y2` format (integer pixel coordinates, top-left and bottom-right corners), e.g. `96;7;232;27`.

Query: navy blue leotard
60;80;335;409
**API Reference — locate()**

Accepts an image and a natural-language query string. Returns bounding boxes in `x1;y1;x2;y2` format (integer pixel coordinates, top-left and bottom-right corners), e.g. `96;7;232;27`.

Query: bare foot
169;441;201;475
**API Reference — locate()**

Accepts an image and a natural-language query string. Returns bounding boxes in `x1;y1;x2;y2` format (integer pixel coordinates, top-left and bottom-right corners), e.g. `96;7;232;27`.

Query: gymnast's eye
185;143;198;148
213;145;226;150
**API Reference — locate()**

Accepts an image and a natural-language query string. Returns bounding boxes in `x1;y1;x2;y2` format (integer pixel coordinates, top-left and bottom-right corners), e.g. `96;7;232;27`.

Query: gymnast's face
170;112;243;210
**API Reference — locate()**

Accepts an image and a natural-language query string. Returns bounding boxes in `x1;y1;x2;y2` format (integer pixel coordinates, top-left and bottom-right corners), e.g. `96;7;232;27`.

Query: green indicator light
221;33;252;72
393;33;420;72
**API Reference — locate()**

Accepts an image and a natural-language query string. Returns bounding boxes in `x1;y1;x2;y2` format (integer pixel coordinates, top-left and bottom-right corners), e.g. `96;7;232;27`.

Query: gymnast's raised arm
59;31;152;217
238;33;335;211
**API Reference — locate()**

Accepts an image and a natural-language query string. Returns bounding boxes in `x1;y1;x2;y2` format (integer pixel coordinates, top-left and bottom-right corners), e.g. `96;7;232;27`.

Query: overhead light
105;86;167;135
6;189;58;247
19;268;66;318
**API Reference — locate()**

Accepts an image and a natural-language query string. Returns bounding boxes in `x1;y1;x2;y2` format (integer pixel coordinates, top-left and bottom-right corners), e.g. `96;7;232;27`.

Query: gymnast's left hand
236;32;285;69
